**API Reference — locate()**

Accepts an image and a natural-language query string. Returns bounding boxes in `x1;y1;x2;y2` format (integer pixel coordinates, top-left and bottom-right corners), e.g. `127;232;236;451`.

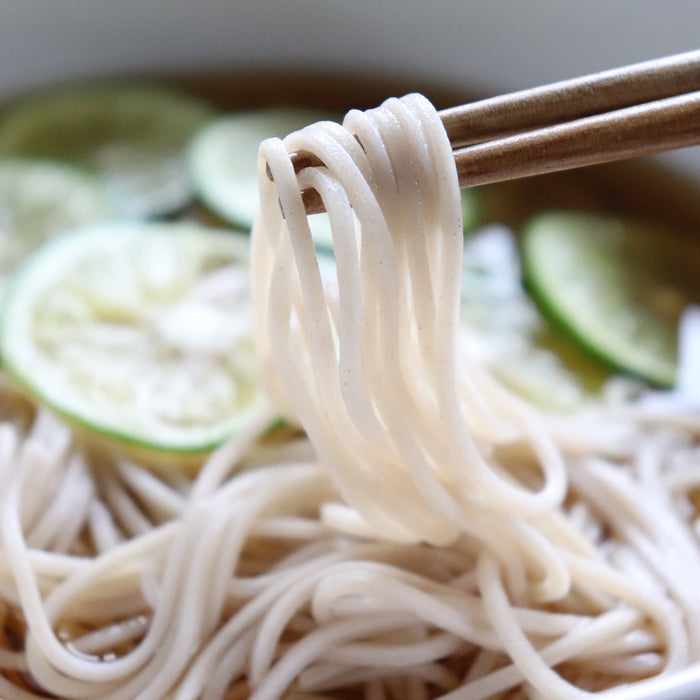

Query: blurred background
1;0;699;173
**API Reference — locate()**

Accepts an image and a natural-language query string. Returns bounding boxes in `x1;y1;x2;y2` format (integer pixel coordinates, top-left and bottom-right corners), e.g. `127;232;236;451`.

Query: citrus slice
522;211;700;387
1;222;265;455
188;108;340;246
0;157;113;295
0;84;215;219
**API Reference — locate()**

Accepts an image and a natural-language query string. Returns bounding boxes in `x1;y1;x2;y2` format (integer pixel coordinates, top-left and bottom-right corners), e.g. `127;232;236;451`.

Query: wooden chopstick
440;49;700;148
273;50;700;215
452;90;700;188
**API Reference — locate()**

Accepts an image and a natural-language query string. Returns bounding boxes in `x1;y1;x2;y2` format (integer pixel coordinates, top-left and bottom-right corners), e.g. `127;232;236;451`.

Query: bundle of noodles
251;94;700;697
253;93;577;548
0;95;698;700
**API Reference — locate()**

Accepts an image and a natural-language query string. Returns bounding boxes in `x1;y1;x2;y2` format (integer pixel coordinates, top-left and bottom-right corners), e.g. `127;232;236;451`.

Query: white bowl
1;3;699;698
1;1;698;170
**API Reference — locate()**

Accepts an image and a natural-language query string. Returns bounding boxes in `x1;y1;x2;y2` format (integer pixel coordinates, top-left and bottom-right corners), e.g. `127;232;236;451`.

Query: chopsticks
280;50;700;215
453;90;699;187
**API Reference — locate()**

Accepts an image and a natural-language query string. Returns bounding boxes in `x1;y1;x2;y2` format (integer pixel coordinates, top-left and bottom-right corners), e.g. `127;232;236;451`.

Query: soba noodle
0;93;697;700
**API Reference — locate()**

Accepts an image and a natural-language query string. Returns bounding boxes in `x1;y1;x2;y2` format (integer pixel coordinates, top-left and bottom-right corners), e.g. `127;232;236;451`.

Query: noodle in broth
0;91;697;700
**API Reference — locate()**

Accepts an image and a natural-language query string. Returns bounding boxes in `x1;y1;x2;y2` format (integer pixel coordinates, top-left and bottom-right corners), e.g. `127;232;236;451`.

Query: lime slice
0;84;215;219
1;222;265;454
188;108;340;245
0;157;113;295
522;211;700;387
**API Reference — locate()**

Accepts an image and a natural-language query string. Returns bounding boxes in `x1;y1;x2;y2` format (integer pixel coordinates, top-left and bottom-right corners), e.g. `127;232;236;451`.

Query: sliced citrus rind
1;221;266;453
522;211;700;387
0;84;216;219
0;156;114;294
188;108;341;245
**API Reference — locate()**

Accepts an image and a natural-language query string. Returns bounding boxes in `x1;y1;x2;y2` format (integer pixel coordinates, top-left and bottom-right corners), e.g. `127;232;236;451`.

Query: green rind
0;83;216;152
521;211;700;387
1;363;256;456
188;108;340;242
0;156;117;299
0;157;116;223
0;83;217;219
0;222;267;454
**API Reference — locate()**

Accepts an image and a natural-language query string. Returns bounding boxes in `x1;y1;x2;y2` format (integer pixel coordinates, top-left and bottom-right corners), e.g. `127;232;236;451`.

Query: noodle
250;93;700;697
0;92;695;699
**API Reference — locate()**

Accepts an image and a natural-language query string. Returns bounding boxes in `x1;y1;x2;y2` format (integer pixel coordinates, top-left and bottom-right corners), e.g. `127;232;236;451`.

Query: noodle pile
0;94;697;699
